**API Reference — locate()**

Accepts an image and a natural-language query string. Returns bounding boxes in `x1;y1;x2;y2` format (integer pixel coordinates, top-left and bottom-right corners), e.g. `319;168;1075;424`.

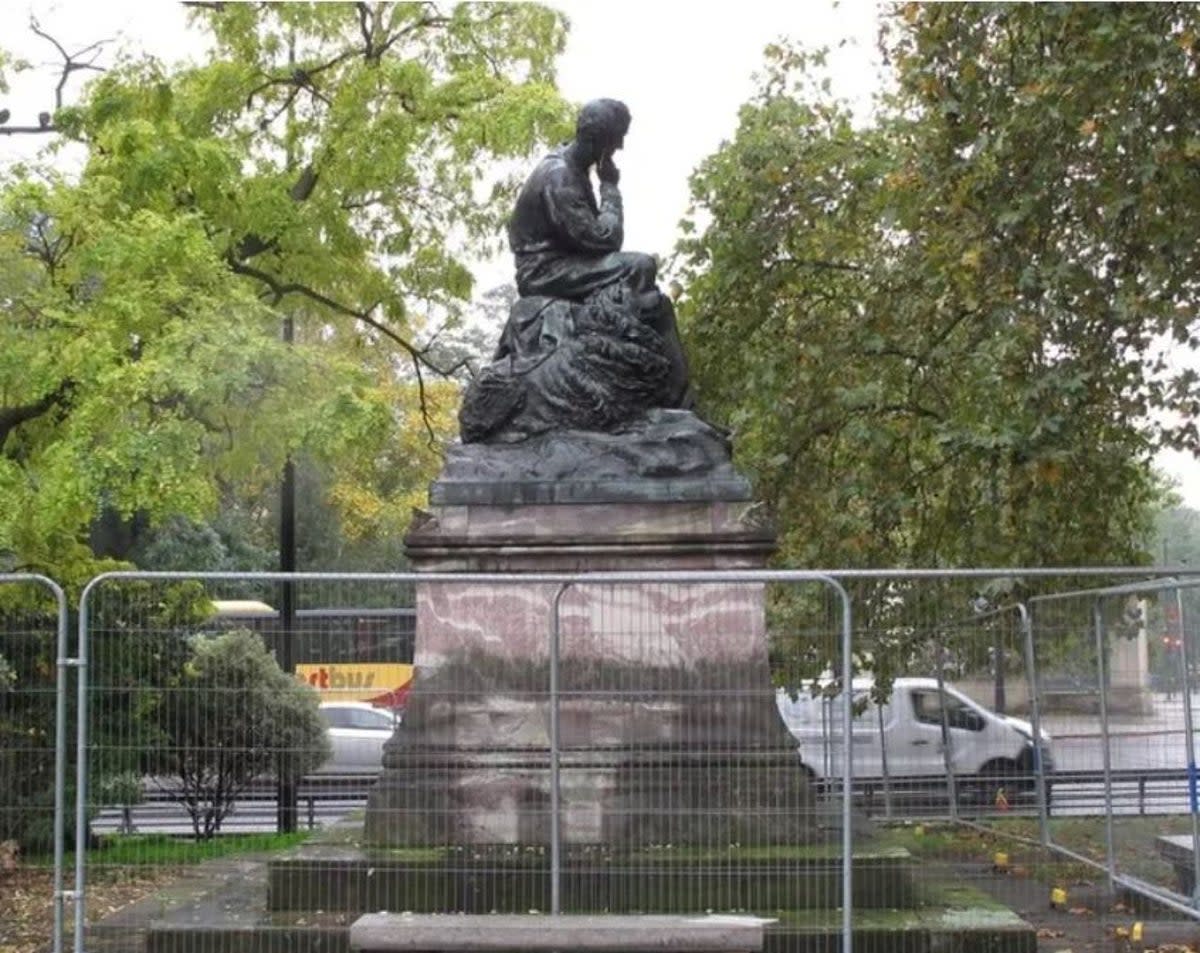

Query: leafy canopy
677;3;1196;577
0;3;572;584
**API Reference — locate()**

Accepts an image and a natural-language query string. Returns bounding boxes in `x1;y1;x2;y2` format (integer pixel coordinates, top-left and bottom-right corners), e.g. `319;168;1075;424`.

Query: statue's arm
545;180;624;254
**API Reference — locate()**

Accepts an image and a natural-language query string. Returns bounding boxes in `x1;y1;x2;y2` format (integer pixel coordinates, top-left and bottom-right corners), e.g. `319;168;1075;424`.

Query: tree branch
0;381;74;451
767;255;864;273
226;259;456;374
226;258;463;444
356;2;375;59
27;17;109;113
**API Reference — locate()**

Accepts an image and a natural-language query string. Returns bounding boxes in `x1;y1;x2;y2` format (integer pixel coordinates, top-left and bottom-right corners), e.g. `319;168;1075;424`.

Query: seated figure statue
459;98;692;444
509;98;655;302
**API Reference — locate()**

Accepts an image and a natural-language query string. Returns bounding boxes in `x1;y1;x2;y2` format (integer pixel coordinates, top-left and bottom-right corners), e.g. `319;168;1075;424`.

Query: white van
776;677;1053;790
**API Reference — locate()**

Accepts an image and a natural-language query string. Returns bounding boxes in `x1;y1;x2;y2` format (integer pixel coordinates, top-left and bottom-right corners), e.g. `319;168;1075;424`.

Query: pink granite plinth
364;498;813;847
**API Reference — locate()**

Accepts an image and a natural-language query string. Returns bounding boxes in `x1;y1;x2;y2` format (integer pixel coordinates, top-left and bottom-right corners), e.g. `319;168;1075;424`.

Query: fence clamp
54;889;80;902
56;656;83;668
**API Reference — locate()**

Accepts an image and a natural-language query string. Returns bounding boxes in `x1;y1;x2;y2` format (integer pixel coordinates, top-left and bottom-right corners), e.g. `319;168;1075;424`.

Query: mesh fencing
0;574;69;953
6;568;1200;953
74;573;416;952
1027;578;1200;915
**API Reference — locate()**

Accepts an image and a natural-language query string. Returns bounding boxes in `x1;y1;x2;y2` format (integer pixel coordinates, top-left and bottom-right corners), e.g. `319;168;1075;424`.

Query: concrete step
267;841;918;914
111;905;1034;953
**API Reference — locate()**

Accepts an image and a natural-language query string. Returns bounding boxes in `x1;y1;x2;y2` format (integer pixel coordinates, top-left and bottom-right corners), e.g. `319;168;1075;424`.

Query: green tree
147;628;329;839
1153;504;1200;677
677;6;1191;578
0;579;209;853
1156;506;1200;569
0;3;571;586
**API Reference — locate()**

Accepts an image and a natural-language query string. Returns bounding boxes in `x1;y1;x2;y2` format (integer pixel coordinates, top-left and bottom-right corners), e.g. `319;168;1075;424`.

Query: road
1043;689;1200;771
91;691;1200;835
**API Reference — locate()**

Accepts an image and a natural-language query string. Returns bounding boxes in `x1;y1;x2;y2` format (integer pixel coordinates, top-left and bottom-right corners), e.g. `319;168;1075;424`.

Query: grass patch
878;816;1194;890
87;831;311;867
773;908;926;929
624;843;907;864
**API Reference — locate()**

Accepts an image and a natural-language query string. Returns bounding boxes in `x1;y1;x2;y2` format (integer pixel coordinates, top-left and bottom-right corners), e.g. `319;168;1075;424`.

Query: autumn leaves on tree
1;4;1198;583
0;3;571;582
677;3;1199;572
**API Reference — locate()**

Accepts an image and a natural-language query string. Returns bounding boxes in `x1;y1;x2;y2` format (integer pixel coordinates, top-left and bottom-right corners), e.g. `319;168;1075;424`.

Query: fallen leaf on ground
1068;907;1094;916
1037;929;1065;938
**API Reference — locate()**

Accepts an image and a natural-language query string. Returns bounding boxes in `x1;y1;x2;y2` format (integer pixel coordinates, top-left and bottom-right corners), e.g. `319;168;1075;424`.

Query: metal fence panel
1029;577;1200;915
0;573;69;953
72;570;856;953
548;576;852;934
62;566;1200;953
799;570;1200;947
75;571;417;952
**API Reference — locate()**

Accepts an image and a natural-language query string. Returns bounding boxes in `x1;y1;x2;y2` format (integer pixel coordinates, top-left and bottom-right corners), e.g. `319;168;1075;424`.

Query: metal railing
1027;576;1200;916
10;566;1200;953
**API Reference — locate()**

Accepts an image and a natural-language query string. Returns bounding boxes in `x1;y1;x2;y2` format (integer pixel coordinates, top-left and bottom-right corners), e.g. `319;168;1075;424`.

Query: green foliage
0;3;572;585
678;6;1193;576
0;613;63;853
147;627;329;840
1156;506;1200;569
676;5;1198;682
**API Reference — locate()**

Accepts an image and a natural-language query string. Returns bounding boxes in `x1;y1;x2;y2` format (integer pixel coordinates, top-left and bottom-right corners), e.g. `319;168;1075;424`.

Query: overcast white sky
3;0;1199;510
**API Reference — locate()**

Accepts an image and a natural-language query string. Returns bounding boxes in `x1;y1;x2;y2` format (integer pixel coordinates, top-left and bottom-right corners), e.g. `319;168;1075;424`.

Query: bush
148;628;329;839
0;637;60;855
0;586;215;854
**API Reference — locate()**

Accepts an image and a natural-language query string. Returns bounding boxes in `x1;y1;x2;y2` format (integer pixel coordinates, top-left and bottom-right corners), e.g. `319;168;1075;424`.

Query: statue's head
576;98;631;163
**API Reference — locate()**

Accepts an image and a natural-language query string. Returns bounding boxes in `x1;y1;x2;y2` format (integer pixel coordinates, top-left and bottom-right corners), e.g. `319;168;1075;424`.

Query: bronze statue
508;99;657;303
459;99;691;444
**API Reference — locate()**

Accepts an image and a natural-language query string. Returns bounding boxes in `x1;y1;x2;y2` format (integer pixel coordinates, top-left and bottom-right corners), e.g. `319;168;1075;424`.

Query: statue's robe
508;146;655;301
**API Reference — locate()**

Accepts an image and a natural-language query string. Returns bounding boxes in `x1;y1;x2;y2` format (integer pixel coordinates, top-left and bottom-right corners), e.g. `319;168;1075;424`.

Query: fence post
549;582;573;917
47;577;71;953
935;643;958;819
877;702;892;819
1017;603;1050;849
833;579;854;953
1093;599;1117;894
1171;585;1200;907
74;577;101;953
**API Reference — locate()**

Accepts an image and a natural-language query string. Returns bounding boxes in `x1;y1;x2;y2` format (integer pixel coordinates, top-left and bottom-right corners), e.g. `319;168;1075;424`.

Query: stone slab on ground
1156;833;1199;895
350;913;766;953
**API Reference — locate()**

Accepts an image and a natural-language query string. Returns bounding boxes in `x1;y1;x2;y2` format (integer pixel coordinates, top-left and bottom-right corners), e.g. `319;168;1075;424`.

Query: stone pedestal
364;487;814;847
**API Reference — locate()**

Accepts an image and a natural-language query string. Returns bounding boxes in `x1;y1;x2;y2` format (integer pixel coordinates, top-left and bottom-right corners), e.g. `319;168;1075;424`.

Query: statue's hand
598;154;620;186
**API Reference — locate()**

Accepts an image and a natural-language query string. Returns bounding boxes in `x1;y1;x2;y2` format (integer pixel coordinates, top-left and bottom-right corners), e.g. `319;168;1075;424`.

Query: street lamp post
276;315;298;834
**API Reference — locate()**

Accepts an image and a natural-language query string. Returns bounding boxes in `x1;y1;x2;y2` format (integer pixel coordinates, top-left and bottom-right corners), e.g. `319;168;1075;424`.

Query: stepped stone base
87;823;1035;953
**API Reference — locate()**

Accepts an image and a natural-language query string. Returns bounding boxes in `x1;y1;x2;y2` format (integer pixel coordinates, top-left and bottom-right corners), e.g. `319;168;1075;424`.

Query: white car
776;676;1053;790
317;701;399;772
